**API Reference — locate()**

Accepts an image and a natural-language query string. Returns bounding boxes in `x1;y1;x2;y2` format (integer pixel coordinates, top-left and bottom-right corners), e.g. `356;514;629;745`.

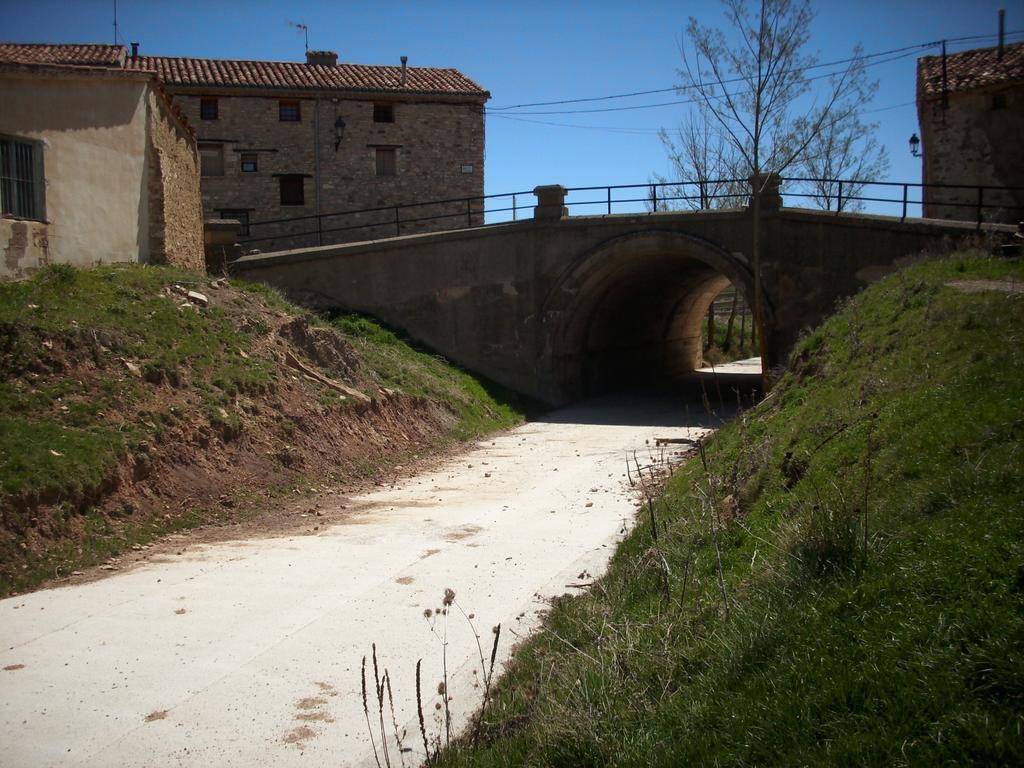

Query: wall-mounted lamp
909;133;921;157
334;116;346;151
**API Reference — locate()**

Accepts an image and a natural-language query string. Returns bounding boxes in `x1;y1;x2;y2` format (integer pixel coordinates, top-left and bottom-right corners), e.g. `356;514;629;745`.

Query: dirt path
0;392;733;767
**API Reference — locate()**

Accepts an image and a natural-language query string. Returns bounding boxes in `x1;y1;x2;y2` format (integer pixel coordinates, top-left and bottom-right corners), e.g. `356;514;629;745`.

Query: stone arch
540;229;770;403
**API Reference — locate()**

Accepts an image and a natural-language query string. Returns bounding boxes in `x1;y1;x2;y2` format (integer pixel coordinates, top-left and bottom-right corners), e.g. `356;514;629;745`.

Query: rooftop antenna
998;8;1005;61
113;0;119;45
288;20;309;52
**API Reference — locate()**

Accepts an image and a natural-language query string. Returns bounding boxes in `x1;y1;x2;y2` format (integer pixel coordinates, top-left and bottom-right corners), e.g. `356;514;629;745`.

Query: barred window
279;100;301;122
1;136;45;221
200;98;218;120
199;143;224;177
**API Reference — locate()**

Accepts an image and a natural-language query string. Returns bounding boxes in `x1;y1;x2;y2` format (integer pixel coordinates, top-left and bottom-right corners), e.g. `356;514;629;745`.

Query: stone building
916;40;1024;223
0;44;204;281
124;47;489;251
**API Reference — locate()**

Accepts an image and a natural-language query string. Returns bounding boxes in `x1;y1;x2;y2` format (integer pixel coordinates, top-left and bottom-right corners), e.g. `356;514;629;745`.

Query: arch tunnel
544;230;767;402
230;203;988;409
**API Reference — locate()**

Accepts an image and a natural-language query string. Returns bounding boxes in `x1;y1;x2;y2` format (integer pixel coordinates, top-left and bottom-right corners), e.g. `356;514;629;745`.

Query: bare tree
677;0;879;382
797;111;890;211
653;113;746;210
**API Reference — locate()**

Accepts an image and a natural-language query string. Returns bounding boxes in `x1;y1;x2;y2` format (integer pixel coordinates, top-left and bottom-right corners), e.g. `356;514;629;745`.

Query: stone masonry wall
147;89;205;270
232;208;998;405
920;83;1024;223
171;92;485;251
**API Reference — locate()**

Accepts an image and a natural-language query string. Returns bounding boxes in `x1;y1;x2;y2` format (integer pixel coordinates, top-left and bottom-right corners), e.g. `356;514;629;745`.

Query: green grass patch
0;264;277;510
330;313;533;438
2;504;236;593
442;252;1024;766
702;323;758;365
0;418;129;501
702;288;757;364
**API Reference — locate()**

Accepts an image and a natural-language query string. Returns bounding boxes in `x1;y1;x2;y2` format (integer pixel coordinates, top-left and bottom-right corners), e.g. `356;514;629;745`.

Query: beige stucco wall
0;73;150;280
147;90;204;271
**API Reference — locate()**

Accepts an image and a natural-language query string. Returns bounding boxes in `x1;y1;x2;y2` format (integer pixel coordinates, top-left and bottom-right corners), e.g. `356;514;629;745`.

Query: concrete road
0;388;744;767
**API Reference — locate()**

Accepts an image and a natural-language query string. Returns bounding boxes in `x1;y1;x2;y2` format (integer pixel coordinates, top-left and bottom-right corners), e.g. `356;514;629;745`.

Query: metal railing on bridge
238;190;532;249
561;177;1024;227
235;177;1023;252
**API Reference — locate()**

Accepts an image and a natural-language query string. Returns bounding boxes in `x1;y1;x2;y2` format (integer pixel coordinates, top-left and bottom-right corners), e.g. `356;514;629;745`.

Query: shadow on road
536;369;762;429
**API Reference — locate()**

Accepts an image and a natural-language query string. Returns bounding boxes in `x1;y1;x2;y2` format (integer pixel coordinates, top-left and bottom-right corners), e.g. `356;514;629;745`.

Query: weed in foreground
362;588;501;766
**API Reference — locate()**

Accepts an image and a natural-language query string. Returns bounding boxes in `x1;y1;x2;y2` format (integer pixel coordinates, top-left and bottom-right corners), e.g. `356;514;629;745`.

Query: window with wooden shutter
375;148;397;177
199;144;224;177
279;175;305;205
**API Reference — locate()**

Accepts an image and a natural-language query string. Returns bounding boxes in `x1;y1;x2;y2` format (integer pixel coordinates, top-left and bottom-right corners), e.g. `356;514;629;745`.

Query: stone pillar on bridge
749;173;783;210
533;185;568;221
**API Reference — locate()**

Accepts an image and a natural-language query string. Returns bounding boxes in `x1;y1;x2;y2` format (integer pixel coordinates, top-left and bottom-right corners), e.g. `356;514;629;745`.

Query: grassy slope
0;264;523;594
443;253;1024;766
702;320;758;365
330;314;526;440
702;298;757;365
1;265;271;504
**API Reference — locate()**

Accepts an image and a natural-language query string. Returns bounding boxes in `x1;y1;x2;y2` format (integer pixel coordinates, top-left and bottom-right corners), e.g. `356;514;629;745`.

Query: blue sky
3;1;1020;217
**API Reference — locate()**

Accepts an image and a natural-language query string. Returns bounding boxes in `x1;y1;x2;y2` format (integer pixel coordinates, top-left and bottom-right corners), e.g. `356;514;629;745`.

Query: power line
489;85;680;112
488;30;1019;112
488;41;926;111
490;98;920;135
487;30;1024;115
490;114;665;135
486;49;925;117
863;100;917;114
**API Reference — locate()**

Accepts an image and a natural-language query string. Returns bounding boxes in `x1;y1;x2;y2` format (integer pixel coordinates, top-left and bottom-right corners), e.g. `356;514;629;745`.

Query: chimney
305;50;338;67
400;55;408;86
131;42;139;61
998;9;1005;61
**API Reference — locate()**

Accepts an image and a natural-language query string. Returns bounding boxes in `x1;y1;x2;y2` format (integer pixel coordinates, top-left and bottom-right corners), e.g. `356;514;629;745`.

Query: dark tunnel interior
557;252;745;398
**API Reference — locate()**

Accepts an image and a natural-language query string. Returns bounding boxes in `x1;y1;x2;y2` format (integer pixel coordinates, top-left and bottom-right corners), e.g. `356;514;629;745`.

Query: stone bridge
231;190;1005;405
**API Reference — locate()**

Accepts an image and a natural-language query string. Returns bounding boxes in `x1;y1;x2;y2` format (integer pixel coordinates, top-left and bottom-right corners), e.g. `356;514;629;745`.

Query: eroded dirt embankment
1;268;517;594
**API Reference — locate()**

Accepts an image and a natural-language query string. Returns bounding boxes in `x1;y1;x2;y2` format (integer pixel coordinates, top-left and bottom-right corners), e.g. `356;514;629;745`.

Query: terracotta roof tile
0;43;124;68
128;55;489;98
918;41;1024;97
0;43;488;99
